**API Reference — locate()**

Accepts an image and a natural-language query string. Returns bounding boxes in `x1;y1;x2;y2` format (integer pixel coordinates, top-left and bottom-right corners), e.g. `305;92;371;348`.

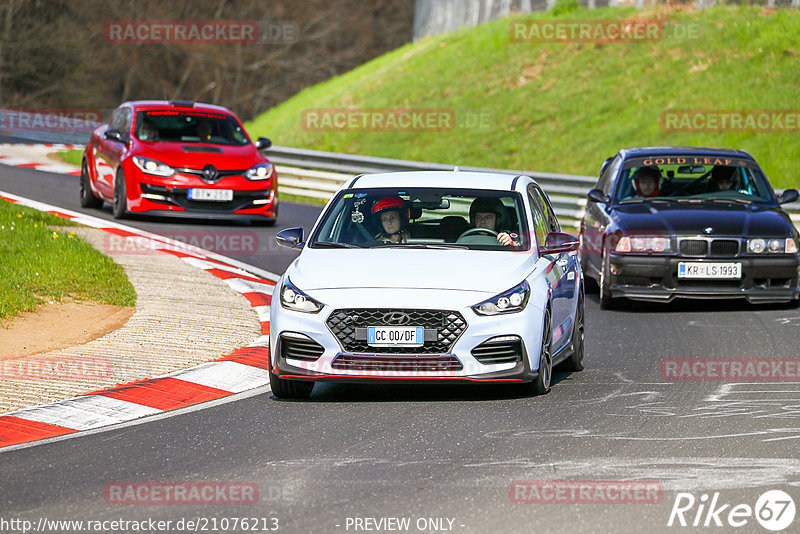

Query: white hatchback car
269;171;585;398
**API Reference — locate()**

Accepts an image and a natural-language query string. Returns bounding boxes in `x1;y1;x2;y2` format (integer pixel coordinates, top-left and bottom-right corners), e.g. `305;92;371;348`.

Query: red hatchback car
80;100;278;224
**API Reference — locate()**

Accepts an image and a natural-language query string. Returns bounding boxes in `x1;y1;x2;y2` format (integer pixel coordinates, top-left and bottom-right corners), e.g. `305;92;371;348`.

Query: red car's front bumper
125;168;278;221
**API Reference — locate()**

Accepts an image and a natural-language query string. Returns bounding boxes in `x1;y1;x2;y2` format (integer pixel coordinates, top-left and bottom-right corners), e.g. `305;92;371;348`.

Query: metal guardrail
267;145;800;229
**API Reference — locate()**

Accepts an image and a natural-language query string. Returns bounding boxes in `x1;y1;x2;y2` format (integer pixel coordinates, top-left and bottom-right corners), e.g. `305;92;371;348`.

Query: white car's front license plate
367;326;424;347
678;262;742;279
188;188;233;201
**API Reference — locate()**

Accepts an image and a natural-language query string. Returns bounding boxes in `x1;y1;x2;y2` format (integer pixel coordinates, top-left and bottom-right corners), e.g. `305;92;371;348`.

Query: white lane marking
0;386;270;453
251;305;270;322
8;396;161;431
28;163;79;174
180;256;256;277
173;361;270;393
247;335;271;348
222;277;277;295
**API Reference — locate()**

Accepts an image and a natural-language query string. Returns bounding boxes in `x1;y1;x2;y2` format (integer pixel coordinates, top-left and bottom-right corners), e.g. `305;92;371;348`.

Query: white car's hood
288;248;536;295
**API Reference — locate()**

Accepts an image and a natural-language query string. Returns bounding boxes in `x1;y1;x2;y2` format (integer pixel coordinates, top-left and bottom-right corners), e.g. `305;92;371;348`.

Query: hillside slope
248;5;800;188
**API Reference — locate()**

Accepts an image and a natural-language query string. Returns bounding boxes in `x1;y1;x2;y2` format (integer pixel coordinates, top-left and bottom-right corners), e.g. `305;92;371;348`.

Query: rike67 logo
668;490;795;531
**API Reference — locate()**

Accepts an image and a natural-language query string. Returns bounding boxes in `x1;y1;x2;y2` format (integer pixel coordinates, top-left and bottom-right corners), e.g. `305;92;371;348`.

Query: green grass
0;200;136;322
247;5;800;189
56;149;83;167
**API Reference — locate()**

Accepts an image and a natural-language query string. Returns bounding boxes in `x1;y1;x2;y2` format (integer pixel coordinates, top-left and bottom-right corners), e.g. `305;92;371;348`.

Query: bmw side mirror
777;189;799;205
276;227;304;249
256;137;272;150
104;129;123;143
587;189;610;203
540;231;579;255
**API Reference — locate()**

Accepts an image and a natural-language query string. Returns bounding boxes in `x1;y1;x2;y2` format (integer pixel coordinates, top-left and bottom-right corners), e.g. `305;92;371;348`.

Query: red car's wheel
79;160;103;209
112;169;128;219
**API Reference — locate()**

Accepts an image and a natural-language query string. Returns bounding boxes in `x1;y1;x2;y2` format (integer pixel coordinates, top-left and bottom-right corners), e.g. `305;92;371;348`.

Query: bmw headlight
280;277;324;313
472;280;530;316
748;238;788;254
132;156;174;177
245;162;273;181
615;236;671;253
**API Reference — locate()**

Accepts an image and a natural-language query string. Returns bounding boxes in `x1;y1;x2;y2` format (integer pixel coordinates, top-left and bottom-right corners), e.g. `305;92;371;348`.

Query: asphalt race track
2;160;800;533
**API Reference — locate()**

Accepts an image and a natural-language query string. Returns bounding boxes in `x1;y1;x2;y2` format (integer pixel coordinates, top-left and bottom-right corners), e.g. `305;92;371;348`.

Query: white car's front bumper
268;286;548;384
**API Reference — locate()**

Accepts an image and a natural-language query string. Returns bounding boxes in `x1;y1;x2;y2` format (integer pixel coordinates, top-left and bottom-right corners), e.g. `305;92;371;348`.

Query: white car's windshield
310;188;529;250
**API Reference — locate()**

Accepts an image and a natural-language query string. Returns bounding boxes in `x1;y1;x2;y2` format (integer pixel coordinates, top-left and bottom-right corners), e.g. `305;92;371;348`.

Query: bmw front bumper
606;253;800;304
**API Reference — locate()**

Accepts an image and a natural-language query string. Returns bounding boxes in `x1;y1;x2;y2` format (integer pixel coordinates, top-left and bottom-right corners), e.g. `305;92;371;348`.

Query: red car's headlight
245;162;273;181
132;156;174;177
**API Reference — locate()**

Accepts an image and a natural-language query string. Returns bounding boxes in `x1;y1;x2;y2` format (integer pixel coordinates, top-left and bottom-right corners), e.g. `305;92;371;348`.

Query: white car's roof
348;171;524;191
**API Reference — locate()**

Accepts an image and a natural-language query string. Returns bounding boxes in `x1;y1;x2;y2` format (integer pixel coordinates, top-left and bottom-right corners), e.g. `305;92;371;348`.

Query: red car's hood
134;141;266;170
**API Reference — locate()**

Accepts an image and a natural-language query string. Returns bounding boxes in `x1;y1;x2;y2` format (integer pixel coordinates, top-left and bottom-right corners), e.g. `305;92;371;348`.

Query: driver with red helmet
633;166;661;198
373;196;411;243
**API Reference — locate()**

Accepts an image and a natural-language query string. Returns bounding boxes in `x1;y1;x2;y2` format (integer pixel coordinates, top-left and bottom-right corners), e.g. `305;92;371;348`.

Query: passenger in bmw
373;196;411;244
633;165;662;198
708;165;737;192
469;197;519;247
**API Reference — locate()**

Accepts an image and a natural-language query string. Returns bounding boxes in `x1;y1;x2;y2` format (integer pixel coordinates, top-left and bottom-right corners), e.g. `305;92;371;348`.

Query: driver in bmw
469;197;518;247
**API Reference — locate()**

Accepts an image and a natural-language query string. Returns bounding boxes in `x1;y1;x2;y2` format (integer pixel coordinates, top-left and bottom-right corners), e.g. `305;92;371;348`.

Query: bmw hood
612;203;794;237
287;248;537;295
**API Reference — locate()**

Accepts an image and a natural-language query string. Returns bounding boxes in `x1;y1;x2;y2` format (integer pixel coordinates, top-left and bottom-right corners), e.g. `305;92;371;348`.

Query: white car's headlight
280;277;324;314
132;156;174;177
472;280;530;316
748;238;789;254
245;162;273;180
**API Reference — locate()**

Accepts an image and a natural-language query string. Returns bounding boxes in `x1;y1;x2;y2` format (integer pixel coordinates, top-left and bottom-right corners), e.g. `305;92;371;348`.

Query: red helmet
372;196;409;225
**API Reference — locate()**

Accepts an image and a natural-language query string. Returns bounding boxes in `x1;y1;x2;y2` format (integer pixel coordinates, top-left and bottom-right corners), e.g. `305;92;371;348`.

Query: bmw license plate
678;262;742;279
367;326;424;347
188;188;233;201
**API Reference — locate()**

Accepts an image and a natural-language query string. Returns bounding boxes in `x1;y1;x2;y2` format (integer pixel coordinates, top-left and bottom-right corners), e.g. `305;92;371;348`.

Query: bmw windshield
615;155;776;205
309;188;529;250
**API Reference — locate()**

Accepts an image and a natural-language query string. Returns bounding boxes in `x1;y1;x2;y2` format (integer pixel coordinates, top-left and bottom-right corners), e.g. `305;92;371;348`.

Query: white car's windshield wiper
313;241;362;248
370;243;469;249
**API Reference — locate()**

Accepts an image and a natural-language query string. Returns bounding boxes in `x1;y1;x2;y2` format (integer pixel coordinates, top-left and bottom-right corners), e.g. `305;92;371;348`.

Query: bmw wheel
599;247;617;309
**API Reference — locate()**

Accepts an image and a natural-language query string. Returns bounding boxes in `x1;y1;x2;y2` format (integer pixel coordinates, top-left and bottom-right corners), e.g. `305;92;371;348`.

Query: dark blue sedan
579;146;800;308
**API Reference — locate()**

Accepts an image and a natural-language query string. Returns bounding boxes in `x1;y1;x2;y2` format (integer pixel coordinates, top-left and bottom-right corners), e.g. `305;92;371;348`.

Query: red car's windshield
134;110;250;146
